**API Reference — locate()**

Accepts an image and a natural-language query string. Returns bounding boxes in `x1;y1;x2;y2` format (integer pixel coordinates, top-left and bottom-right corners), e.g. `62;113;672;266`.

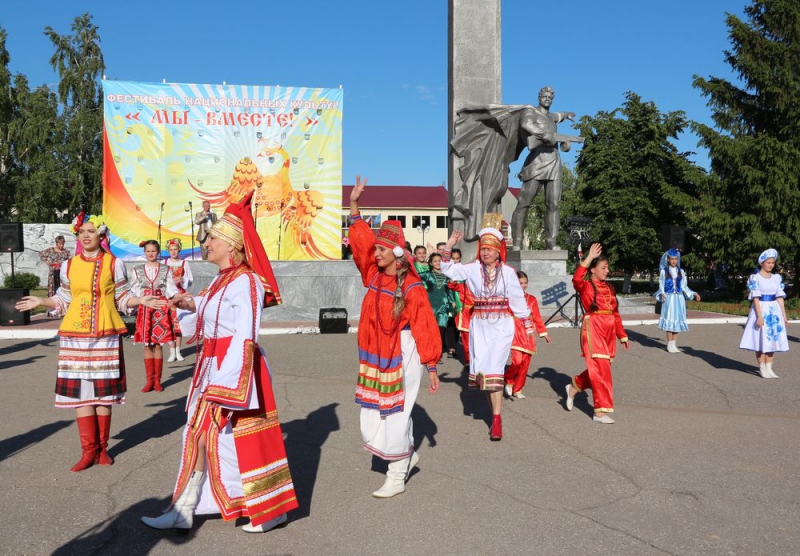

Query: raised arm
348;175;379;285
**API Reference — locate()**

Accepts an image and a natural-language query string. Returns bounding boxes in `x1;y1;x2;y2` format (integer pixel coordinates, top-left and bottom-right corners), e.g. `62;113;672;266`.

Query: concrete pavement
0;323;798;555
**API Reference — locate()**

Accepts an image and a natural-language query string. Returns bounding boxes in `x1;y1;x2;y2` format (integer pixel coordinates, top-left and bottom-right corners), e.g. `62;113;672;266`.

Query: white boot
766;362;779;379
141;471;204;532
667;341;678;353
167;348;177;363
759;363;770;379
241;512;288;533
175;347;185;362
372;452;419;498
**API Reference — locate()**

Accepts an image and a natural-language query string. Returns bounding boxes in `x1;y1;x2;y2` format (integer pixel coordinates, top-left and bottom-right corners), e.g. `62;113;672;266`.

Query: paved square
1;323;798;555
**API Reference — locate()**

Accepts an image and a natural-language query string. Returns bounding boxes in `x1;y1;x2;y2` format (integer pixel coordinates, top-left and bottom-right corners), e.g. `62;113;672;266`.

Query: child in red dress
504;271;550;399
131;240;179;392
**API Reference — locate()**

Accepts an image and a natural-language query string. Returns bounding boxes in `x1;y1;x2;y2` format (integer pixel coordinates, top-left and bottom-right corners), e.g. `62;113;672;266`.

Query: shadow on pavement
532;366;594;417
52;496;208;555
0;419;72;462
681;346;759;376
0;355;45;371
438;364;493;426
625;329;664;350
0;338;56;357
107;397;187;460
282;403;340;520
411;403;437;450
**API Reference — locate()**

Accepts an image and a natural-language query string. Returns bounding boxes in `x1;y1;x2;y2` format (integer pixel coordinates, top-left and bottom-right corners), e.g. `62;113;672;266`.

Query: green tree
45;13;105;215
0;28;17;219
692;0;800;282
10;74;66;222
574;92;701;290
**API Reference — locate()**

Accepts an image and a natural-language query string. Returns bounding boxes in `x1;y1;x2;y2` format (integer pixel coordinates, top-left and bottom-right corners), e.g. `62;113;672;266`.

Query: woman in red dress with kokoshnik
350;176;441;499
15;215;162;471
130;240;179;392
564;243;630;424
164;238;193;362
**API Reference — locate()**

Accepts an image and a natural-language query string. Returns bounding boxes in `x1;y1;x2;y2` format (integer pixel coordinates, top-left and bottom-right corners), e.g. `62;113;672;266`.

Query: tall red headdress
209;191;282;307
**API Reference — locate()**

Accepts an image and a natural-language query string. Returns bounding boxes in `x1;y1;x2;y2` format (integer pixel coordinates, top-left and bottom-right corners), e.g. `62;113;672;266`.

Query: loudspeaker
0;222;24;253
661;226;687;252
0;288;30;326
319;307;348;334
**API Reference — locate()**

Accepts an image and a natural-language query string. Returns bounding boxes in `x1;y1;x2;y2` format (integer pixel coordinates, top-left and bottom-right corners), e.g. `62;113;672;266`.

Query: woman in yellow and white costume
15;214;162;472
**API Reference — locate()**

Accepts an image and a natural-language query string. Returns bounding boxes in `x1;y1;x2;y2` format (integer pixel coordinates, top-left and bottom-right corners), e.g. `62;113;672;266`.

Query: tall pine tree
692;0;800;280
45;13;105;215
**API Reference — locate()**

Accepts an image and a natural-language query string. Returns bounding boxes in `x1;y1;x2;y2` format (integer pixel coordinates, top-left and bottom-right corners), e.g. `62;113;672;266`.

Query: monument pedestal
507;250;578;322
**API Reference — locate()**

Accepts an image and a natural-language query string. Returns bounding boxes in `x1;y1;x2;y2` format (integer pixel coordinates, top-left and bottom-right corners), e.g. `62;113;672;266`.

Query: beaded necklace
374;270;401;372
192;264;246;388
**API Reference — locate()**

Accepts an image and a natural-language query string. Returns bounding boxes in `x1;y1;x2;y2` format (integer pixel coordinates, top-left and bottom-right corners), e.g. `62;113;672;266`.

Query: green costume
420;269;455;327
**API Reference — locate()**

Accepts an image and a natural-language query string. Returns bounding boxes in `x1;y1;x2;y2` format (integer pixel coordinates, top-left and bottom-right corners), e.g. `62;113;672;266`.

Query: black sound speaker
0;288;30;326
0;222;24;253
319;307;348;334
661;226;687;252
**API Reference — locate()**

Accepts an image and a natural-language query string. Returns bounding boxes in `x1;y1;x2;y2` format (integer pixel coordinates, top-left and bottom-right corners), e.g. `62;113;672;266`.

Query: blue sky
2;0;743;186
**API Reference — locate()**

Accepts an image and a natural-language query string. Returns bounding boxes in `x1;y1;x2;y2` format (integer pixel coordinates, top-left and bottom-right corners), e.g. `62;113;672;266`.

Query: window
412;215;430;229
436;215;449;229
387;214;407;227
363;214;382;229
342;215;350;228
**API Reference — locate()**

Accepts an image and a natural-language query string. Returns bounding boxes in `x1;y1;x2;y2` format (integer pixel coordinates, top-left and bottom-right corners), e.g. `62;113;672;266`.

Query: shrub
3;272;41;290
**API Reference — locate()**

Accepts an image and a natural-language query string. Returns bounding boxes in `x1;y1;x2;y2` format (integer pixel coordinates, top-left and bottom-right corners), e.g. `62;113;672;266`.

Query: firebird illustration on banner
102;80;343;261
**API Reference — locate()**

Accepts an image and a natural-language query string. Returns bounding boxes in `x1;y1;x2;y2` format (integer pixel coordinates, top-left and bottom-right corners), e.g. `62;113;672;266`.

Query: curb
4;318;797;340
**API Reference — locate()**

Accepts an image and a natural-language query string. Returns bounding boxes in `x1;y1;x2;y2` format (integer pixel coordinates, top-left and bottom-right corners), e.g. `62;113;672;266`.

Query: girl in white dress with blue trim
654;249;701;353
739;249;789;378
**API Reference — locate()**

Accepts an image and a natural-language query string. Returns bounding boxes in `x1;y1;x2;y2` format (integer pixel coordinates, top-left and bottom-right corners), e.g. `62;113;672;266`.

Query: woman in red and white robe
142;191;297;534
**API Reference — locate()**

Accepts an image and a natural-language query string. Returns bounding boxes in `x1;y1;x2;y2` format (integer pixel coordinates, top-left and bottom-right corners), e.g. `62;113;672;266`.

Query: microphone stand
277;198;284;260
186;201;194;260
157;203;164;251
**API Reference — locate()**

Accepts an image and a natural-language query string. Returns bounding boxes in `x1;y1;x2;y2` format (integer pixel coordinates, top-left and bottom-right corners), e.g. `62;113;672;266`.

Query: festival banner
102;80;343;260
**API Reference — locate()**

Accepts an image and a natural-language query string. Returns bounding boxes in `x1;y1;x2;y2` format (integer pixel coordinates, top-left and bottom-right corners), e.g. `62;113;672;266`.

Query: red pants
504;350;531;393
573;356;614;412
461;331;470;363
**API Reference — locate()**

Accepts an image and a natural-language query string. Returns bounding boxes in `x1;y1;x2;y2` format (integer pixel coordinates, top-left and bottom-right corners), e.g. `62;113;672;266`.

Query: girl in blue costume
653;249;700;353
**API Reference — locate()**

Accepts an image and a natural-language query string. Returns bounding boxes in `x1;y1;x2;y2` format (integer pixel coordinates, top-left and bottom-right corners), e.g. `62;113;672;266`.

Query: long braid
392;258;409;320
586;254;613;311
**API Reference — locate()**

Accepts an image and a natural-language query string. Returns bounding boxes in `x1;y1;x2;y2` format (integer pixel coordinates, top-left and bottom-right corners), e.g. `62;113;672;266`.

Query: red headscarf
210;191;282;307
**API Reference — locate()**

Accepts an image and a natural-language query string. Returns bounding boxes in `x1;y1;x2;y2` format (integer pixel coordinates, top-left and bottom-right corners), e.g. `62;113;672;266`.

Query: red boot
142;358;154;392
97;413;114;466
489;414;503;441
71;415;100;472
153;357;164;392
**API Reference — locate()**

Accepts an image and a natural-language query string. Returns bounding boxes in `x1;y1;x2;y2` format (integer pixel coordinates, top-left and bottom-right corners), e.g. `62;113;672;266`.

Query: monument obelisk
448;0;501;263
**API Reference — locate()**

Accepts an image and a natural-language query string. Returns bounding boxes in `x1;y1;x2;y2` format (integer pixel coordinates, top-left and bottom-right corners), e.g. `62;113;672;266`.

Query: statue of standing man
510;86;580;251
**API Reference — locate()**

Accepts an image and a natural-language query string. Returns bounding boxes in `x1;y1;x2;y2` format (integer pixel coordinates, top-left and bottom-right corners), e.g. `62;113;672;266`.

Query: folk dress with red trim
570;265;628;413
440;253;532;391
166;259;193;336
130;264;178;345
511;293;548;354
349;216;441;416
51;253;132;403
573;265;627;361
171;266;297;527
448;281;473;332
